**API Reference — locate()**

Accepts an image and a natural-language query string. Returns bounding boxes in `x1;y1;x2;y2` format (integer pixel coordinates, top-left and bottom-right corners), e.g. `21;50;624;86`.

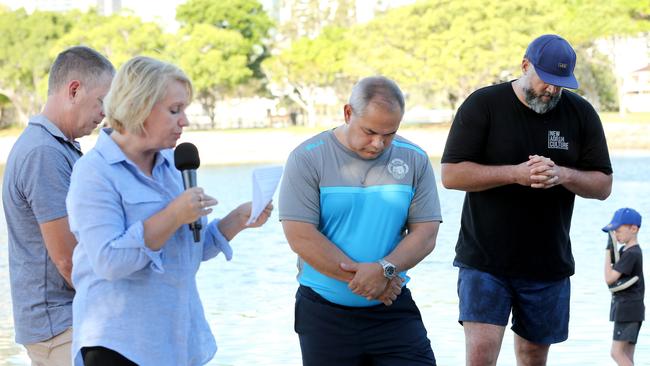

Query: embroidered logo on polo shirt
548;130;569;150
387;158;409;179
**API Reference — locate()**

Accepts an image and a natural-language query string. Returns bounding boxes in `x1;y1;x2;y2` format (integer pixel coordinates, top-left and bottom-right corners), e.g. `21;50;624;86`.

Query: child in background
603;207;644;366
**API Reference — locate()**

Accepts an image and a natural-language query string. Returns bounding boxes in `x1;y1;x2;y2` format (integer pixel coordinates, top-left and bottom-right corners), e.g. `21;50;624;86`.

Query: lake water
1;155;649;365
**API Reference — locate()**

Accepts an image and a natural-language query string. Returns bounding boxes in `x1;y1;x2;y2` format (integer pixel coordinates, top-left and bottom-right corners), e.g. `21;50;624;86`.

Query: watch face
385;265;396;277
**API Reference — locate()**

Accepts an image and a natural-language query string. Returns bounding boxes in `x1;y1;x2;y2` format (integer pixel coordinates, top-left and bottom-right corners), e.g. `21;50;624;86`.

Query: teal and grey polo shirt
279;129;442;307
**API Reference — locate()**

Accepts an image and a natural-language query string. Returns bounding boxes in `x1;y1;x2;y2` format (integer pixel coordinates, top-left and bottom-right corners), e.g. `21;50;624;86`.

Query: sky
0;0;418;32
0;0;187;31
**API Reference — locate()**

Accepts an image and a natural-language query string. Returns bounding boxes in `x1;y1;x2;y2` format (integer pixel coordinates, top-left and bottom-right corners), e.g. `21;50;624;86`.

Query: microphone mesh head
174;142;200;170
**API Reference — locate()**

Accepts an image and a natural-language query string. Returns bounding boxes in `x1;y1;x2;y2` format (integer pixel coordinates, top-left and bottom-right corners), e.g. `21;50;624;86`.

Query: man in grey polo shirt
2;46;114;366
280;76;442;365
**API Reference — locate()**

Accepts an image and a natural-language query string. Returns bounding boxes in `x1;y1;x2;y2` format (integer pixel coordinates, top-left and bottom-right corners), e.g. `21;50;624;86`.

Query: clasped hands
340;262;404;306
517;154;564;189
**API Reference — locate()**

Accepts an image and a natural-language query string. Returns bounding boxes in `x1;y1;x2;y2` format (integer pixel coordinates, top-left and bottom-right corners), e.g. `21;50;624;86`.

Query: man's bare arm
441;161;530;192
384;221;439;272
282;220;355;282
40;216;77;287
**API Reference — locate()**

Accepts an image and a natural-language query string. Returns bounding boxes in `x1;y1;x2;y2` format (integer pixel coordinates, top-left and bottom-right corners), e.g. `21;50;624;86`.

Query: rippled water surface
1;155;648;365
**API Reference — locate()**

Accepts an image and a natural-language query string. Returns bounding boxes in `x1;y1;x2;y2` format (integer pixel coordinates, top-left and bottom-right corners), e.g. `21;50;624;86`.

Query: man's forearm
282;221;355;282
40;217;77;288
384;221;439;272
559;166;611;200
442;162;522;192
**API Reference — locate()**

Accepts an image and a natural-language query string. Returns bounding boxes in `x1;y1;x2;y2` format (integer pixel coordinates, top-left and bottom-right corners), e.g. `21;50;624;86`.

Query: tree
176;0;273;79
263;26;353;127
558;1;650;114
349;0;650;110
0;8;169;125
275;0;356;41
0;9;74;124
574;48;619;112
174;0;273;127
171;24;252;128
263;0;358;126
54;10;168;69
350;1;561;109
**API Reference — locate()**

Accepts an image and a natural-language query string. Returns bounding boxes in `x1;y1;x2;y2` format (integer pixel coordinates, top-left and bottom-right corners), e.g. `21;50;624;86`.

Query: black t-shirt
610;245;645;322
442;81;612;280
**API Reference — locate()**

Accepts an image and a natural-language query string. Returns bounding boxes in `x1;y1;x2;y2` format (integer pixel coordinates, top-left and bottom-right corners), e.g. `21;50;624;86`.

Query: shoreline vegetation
0;112;648;166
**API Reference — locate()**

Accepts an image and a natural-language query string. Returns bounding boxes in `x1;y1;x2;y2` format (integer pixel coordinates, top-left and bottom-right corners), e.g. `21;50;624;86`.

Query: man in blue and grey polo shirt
279;76;442;365
2;46;113;366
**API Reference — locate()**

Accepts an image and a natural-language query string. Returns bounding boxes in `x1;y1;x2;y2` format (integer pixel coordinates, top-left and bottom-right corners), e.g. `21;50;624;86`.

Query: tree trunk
306;101;316;128
208;108;216;129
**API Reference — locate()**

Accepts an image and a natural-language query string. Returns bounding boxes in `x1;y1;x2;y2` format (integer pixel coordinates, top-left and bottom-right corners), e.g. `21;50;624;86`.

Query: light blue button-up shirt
66;128;232;366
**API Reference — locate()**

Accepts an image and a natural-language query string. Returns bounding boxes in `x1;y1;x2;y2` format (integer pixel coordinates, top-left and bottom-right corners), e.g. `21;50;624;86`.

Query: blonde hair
104;56;193;134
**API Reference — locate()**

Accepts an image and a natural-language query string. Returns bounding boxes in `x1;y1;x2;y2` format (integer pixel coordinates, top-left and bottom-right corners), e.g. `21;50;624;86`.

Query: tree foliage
175;0;273;126
0;9;74;123
0;0;648;126
276;0;356;41
54;11;167;68
171;24;252;128
0;8;166;125
350;0;650;110
176;0;273;78
263;0;357;126
264;26;353;126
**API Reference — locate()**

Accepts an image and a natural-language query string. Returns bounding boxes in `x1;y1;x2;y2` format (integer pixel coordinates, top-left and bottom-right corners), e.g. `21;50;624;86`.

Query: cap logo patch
558;62;567;69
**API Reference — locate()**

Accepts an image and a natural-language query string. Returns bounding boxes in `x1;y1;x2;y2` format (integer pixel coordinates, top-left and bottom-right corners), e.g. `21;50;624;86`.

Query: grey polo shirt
279;130;442;306
2;115;81;344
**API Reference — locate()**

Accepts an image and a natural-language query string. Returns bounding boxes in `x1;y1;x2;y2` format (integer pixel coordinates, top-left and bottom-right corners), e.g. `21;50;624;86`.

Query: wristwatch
378;259;397;279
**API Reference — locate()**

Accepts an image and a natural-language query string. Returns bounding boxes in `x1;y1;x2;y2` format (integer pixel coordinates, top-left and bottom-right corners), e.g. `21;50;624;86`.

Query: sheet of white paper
246;165;283;225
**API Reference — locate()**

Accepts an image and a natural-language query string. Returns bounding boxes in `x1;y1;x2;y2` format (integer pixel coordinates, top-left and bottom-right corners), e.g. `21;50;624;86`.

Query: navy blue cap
525;34;579;89
602;208;642;232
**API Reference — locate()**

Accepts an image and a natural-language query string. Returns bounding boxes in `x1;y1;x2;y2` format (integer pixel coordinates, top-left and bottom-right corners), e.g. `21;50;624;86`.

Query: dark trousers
81;346;137;366
295;285;436;366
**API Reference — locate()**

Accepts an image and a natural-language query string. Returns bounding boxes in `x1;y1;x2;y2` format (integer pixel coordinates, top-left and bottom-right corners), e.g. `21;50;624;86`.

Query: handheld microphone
174;142;202;242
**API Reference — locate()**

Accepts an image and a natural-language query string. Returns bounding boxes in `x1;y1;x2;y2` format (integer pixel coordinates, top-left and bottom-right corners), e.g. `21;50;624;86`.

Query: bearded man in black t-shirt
441;34;613;366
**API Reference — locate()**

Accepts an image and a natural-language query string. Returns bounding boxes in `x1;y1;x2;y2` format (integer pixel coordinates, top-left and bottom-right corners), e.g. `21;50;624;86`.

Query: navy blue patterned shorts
457;265;570;344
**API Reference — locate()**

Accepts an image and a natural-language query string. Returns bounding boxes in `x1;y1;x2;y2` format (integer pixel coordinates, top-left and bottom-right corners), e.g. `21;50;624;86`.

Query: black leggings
81;346;138;366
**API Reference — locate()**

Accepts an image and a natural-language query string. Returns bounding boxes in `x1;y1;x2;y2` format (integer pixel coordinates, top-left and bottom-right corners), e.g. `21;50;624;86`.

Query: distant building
97;0;121;16
268;0;416;30
596;35;650;114
622;65;650;113
3;0;95;12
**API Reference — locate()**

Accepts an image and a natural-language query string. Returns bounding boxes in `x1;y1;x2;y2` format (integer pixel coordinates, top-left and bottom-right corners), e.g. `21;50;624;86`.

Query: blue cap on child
602;208;642;232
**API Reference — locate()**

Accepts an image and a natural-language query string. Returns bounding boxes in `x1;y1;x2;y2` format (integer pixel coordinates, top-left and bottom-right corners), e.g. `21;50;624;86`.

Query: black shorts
295;285;436;366
613;321;642;344
81;346;137;366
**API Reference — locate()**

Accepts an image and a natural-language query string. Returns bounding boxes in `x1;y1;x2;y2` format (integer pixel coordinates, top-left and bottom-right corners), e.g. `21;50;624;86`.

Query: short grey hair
104;56;193;135
48;46;114;95
348;76;405;116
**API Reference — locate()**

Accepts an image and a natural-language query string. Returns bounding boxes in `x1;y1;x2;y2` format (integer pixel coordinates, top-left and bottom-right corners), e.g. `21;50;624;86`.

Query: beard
524;87;562;114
